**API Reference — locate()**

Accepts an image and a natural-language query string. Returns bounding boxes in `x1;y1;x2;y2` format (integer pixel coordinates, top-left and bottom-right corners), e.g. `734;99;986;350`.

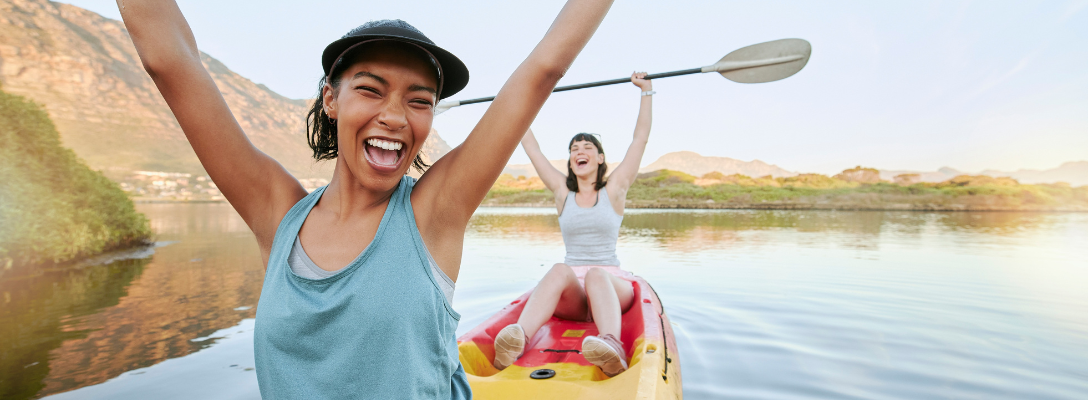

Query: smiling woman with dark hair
115;0;614;398
493;72;654;377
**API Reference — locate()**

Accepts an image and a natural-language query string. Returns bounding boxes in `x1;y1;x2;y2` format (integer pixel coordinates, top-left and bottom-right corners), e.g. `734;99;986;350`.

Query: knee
584;267;610;285
544;263;575;282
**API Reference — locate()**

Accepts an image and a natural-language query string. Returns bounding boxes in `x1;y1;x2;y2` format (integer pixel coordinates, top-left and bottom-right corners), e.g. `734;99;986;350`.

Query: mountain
979;161;1088;186
639;151;797;178
880;162;1088;186
420;129;452;164
502;151;795;180
0;0;449;178
503;160;565;178
502;160;621;179
878;167;964;183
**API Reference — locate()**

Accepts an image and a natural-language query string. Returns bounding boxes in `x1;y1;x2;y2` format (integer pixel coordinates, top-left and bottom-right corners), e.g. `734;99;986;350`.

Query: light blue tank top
254;176;471;399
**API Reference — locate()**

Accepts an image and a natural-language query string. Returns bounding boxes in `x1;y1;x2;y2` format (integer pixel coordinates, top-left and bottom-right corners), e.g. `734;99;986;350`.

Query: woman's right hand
412;0;614;221
631;71;652;91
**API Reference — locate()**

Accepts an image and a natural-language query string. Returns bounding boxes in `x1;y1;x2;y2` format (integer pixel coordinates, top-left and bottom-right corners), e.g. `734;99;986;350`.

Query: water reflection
2;205;1085;399
469;209;1078;252
0;257;149;399
0;204;265;399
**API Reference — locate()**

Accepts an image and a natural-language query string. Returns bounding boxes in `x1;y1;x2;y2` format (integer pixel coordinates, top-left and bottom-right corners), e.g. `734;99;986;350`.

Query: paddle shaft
457;67;702;105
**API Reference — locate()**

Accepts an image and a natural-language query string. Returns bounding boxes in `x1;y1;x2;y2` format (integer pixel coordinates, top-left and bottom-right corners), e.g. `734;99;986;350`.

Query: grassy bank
0;87;151;272
484;170;1088;211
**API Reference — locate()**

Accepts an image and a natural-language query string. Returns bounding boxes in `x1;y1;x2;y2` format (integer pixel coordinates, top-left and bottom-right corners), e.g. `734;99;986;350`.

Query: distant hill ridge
503;151;1085;186
639;151;797;178
880;161;1088;186
503;151;796;179
3;0;1080;186
0;0;449;178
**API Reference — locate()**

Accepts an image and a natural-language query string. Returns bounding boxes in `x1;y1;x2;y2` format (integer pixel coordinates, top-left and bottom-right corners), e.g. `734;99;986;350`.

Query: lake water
2;204;1086;399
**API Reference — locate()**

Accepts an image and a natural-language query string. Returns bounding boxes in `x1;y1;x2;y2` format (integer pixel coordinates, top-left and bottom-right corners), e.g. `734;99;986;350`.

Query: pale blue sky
66;1;1087;174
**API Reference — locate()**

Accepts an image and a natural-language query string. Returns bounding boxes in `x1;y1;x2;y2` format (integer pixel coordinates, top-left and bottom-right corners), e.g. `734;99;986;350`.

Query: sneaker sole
492;325;526;370
582;337;628;377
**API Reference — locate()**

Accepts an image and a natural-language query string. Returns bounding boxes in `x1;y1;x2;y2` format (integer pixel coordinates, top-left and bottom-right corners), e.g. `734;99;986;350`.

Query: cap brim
322;35;469;100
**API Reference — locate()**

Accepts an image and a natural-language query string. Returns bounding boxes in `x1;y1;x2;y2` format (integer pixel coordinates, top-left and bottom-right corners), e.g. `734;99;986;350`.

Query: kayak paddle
434;38;811;115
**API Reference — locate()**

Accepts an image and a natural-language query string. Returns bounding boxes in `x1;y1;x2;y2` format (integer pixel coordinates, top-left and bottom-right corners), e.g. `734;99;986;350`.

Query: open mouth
575;157;589;167
364;138;404;172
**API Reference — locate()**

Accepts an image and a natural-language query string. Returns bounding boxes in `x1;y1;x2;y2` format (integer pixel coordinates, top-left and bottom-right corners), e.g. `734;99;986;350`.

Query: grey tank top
558;186;623;266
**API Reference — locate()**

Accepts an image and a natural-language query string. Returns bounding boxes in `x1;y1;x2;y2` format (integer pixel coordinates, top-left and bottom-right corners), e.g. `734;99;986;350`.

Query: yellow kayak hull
457;266;682;399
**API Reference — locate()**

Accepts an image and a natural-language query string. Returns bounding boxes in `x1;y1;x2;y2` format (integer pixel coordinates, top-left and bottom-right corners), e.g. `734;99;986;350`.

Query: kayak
457;266;682;399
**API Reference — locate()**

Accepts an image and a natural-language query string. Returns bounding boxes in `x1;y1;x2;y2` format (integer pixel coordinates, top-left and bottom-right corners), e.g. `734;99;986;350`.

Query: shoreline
133;199;226;204
1;240;156;280
480;203;1087;212
129;199;1088;212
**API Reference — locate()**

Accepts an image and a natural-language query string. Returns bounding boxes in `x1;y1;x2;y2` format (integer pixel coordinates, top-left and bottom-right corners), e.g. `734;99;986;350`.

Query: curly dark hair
566;133;607;192
306;40;430;173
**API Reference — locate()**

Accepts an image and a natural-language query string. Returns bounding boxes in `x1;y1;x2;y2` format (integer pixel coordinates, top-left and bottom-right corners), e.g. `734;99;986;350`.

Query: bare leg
517;263;589;340
581;267;636;376
584;267;635;338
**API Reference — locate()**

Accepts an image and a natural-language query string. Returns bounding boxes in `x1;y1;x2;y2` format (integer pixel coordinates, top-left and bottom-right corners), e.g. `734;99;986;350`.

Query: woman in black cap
117;0;614;398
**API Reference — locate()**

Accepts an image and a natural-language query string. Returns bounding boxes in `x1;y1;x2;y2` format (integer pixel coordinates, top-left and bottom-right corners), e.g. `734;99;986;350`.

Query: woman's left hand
631;71;651;91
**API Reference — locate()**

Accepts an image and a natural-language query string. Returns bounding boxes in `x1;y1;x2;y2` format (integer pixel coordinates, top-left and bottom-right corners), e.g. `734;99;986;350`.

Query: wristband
641;90;656;96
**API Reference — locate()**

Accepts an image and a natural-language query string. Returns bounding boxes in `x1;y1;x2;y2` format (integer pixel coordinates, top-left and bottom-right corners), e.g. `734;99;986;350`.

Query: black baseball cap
322;20;469;99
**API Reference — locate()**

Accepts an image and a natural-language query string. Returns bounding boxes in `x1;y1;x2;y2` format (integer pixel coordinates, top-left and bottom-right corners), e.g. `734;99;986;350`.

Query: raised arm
117;0;305;247
521;128;568;195
416;0;613;214
412;0;612;280
605;72;653;192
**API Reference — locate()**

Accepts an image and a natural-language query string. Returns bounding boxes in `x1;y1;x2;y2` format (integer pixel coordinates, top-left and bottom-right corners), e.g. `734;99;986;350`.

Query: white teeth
367;138;403;151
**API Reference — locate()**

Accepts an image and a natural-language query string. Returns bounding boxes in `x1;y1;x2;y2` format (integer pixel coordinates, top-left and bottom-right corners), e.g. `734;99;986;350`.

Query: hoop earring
328;116;337;125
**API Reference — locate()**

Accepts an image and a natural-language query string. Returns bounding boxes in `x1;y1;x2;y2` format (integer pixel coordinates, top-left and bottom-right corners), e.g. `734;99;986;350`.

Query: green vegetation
484;169;1088;211
0;87;151;271
484;174;553;205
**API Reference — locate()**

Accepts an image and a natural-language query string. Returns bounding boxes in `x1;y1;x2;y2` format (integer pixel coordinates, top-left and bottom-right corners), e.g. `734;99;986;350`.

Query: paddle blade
712;38;811;83
434;99;460;115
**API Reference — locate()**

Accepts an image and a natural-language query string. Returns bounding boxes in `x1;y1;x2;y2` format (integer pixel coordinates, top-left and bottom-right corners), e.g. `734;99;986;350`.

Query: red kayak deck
457;266;682;399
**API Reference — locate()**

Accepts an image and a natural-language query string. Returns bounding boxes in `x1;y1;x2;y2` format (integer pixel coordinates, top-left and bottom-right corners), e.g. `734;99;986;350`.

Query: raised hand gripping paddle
434;38;811;114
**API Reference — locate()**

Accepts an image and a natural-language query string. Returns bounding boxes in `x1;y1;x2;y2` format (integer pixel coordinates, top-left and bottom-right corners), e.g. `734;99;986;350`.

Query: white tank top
558;186;623;266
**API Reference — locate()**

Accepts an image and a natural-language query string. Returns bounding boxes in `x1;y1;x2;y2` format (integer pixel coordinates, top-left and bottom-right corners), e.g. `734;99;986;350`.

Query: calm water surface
1;204;1085;399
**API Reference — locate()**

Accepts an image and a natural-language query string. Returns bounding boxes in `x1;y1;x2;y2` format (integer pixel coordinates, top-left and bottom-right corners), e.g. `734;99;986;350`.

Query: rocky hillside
503;160;620;179
979;161;1088;186
502;151;795;180
0;0;449;178
639;151;796;178
880;162;1088;186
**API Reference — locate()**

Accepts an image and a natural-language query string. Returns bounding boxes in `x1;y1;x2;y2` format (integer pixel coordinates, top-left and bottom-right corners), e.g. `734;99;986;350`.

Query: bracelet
641;90;656;96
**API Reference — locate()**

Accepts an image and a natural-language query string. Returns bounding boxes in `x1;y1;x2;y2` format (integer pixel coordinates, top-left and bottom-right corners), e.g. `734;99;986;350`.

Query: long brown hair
566;133;606;192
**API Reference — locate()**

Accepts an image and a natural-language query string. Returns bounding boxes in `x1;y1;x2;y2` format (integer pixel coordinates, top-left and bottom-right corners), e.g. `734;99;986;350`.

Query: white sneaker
582;334;628;377
493;324;526;370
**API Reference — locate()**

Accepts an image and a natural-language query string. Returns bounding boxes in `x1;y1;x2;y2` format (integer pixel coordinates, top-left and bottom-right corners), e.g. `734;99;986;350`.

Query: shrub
834;166;883;184
0;88;151;269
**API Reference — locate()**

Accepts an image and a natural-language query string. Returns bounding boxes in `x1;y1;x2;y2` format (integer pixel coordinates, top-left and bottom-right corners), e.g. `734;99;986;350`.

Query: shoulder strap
396;175;417;209
558;189;577;217
267;186;327;270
